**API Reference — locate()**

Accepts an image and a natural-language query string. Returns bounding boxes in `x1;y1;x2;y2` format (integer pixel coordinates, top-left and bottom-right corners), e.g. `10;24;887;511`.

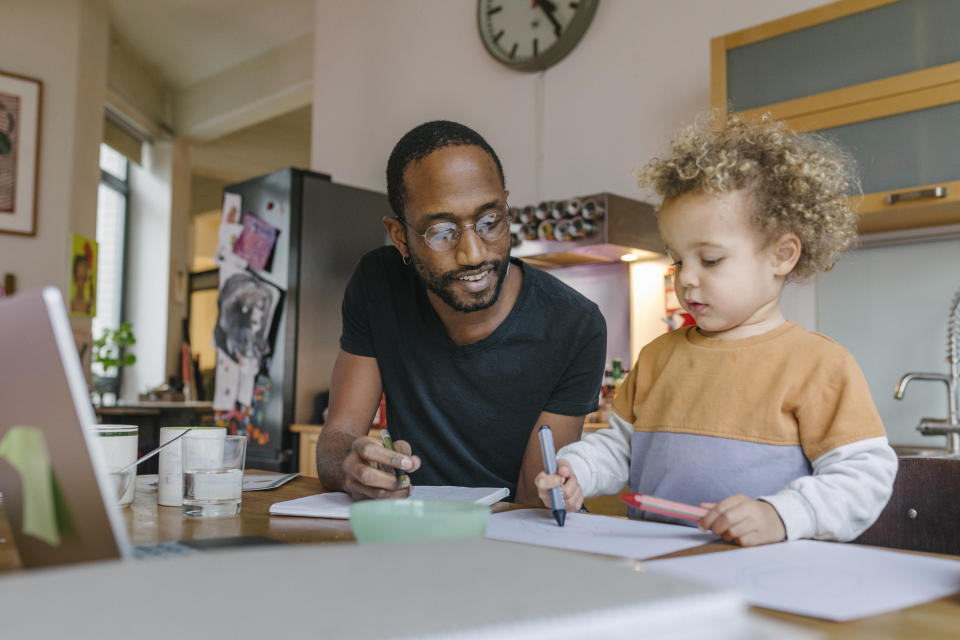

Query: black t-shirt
339;246;606;498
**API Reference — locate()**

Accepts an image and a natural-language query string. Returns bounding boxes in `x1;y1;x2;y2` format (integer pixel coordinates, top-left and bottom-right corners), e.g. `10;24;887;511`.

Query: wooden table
1;476;959;638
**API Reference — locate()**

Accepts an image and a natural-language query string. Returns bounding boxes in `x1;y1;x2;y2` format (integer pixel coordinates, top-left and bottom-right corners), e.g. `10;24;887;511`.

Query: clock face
477;0;599;72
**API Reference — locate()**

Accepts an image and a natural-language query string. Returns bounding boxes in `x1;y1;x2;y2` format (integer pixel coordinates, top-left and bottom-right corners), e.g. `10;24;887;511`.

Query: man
316;120;606;504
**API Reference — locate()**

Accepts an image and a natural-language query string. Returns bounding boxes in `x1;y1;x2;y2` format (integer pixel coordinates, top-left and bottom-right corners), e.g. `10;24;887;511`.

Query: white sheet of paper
215;192;245;267
269;486;510;518
212;350;240;410
647;539;960;621
215;222;246;268
484;509;716;560
236;364;256;406
242;472;299;491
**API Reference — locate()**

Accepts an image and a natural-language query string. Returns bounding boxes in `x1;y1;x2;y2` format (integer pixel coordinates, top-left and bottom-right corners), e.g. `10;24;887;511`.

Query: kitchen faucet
894;287;960;455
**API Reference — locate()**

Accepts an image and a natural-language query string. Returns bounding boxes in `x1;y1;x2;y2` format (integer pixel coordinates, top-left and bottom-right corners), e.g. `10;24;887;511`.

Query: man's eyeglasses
398;210;512;253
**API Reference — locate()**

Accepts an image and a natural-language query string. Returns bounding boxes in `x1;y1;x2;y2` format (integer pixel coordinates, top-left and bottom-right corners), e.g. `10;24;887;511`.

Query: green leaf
0;132;10;156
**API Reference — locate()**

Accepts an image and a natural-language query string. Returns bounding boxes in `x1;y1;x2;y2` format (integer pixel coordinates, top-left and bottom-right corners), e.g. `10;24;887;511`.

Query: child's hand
699;494;786;546
534;460;583;512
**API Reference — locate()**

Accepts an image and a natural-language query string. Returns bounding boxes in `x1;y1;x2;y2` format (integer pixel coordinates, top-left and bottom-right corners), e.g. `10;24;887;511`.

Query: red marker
621;493;708;522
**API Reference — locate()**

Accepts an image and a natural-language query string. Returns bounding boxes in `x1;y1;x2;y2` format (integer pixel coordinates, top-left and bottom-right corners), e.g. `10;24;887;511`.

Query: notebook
269;486;509;518
0;288;279;567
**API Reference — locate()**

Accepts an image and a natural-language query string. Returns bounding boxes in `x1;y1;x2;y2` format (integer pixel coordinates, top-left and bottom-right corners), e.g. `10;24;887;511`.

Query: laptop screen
0;287;131;567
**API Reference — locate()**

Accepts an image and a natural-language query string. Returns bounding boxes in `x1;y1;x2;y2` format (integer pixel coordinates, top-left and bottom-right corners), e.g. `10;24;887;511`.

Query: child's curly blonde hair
638;112;859;281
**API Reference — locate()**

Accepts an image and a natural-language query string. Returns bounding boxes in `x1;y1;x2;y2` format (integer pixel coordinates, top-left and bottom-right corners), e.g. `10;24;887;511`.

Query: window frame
93;147;132;378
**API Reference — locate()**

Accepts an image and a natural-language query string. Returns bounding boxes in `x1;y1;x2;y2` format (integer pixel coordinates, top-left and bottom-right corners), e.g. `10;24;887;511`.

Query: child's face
658;190;793;339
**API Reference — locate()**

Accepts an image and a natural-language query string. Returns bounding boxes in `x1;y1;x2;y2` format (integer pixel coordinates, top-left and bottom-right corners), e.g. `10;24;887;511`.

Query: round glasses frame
397;210;513;253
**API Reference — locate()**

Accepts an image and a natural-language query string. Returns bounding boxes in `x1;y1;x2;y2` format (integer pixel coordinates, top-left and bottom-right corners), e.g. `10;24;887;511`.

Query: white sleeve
557;412;633;498
759;436;898;542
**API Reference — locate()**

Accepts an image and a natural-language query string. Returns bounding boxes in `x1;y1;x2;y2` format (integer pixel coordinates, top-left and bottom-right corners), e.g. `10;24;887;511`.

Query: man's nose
456;225;486;264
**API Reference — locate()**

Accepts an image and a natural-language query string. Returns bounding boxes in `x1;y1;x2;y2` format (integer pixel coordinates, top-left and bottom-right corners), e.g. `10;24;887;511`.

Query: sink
891;444;960;459
892;444;947;458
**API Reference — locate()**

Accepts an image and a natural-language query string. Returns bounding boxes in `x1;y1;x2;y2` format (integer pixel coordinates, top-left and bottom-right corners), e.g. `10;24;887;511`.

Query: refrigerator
217;168;390;471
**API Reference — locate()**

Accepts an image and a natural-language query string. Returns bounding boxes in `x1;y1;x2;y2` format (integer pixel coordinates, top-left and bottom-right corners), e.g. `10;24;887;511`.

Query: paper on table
484;509;716;560
647;539;960;621
269;486;510;518
242;472;299;492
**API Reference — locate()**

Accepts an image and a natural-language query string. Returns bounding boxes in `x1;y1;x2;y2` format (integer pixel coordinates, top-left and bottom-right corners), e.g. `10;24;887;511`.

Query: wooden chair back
854;457;960;555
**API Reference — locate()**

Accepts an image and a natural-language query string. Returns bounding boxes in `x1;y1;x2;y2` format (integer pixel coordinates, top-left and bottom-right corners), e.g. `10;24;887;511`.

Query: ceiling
107;0;315;90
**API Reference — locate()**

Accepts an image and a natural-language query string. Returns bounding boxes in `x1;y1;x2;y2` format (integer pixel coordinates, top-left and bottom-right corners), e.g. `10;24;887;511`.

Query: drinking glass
181;434;246;517
92;425;138;507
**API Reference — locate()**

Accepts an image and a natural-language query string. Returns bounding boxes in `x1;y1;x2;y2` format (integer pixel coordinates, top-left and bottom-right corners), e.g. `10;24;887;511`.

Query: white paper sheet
269;486;510;518
647;539;960;621
215;192;245;268
242;472;299;491
212;349;240;410
236;363;256;406
484;509;716;560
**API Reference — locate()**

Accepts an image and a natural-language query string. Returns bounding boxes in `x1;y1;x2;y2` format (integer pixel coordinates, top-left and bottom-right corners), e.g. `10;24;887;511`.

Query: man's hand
342;435;421;500
534;459;583;512
699;494;786;546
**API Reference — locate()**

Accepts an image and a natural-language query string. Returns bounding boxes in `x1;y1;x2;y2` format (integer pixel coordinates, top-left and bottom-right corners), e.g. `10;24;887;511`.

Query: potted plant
91;322;137;406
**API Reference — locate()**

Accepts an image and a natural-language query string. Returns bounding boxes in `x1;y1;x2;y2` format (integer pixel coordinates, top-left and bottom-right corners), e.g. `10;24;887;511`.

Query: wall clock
477;0;600;72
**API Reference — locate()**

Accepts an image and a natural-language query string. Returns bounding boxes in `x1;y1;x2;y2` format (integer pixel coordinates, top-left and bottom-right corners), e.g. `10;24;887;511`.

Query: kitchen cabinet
712;0;960;233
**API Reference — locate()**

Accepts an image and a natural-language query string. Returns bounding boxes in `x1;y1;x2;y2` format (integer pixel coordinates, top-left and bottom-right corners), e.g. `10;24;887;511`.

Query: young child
536;113;897;546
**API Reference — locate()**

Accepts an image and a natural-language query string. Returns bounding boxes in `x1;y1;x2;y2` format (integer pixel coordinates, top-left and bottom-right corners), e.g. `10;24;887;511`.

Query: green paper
0;426;70;546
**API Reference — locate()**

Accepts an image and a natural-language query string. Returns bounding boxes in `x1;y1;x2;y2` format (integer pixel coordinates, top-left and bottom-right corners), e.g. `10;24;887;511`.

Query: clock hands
537;0;563;38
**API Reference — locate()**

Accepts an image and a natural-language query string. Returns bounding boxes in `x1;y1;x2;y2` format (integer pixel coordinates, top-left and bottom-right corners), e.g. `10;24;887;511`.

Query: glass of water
181;434;246;517
92;425;138;507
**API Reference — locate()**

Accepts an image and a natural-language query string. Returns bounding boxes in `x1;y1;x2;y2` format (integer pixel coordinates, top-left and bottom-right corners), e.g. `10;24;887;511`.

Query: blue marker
538;424;565;527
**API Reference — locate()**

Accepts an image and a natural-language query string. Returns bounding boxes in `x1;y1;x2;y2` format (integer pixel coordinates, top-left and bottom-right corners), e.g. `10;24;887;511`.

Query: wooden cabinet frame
711;0;960;233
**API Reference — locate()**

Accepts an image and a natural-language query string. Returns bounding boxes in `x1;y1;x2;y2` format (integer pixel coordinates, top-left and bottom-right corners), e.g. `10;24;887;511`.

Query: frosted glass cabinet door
726;0;960;111
818;101;960;195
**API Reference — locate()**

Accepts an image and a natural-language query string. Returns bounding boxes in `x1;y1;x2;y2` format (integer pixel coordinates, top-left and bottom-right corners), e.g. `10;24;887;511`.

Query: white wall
311;1;824;200
551;262;631;367
818;237;960;446
0;0;108;305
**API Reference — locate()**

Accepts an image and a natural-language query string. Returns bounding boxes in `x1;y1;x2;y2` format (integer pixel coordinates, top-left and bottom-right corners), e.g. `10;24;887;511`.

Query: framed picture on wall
0;69;42;237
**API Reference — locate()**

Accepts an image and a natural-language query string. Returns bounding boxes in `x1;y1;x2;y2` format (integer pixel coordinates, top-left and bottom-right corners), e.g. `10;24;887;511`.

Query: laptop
0;288;276;568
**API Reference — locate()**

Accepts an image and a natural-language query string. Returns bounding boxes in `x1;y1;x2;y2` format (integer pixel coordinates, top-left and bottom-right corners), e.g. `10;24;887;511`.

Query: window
92;143;129;376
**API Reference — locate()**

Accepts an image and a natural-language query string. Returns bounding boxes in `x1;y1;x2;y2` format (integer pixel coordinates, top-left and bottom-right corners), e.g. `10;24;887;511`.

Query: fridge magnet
215;404;251;436
69;233;97;318
214;264;282;368
232;212;278;271
0;70;42;236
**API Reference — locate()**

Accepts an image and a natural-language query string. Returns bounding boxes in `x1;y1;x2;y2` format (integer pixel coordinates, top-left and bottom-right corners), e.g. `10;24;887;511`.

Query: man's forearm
514;471;540;506
315;427;358;491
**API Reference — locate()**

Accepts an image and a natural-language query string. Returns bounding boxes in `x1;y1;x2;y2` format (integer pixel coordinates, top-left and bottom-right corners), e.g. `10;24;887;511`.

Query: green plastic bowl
349;499;490;543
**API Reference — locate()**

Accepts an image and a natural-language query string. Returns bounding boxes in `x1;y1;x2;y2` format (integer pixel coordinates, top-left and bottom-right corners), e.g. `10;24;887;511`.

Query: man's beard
411;252;511;313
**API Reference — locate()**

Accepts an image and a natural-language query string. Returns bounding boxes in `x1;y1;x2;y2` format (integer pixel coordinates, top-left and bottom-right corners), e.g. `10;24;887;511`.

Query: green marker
380;428;409;487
